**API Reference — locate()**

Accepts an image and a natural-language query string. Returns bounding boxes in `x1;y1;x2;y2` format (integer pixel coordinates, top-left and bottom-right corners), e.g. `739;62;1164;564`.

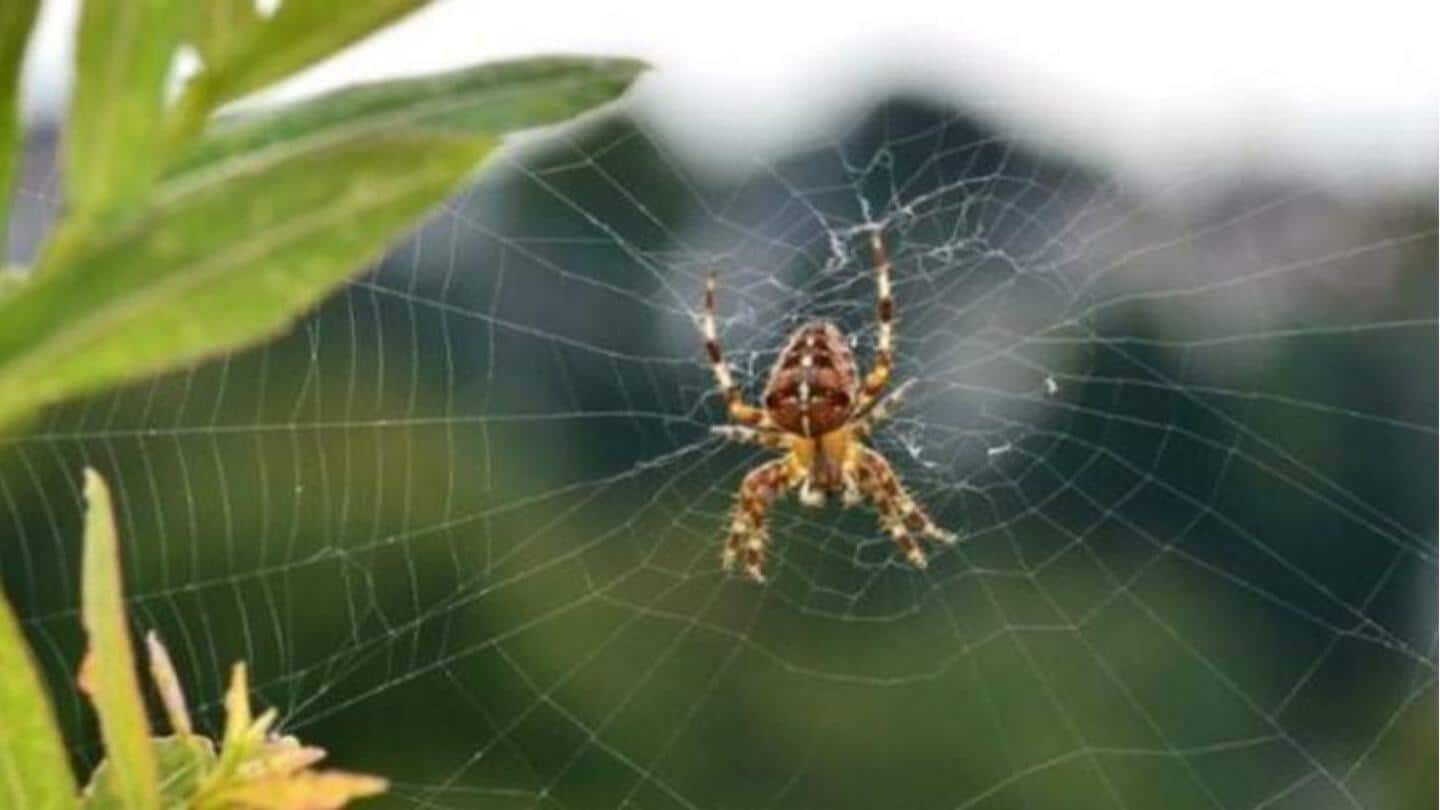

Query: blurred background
3;2;1436;808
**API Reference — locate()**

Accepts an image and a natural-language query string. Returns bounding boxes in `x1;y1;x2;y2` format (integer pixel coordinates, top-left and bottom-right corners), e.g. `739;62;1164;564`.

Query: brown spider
701;231;956;582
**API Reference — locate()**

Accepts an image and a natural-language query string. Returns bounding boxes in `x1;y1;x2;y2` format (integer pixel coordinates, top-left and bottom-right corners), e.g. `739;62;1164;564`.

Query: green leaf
0;55;641;431
152;736;216;808
0;562;79;810
0;129;491;430
174;56;647;176
206;771;386;810
189;0;430;109
0;0;37;244
83;737;215;810
144;632;193;738
0;264;26;297
187;0;260;69
66;0;189;215
78;468;160;810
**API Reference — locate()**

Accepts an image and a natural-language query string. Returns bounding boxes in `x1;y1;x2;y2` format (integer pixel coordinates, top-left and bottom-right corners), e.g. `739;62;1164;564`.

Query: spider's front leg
855;231;896;414
842;378;915;506
855;446;956;569
853;378;916;438
711;424;788;451
722;458;797;583
701;273;766;426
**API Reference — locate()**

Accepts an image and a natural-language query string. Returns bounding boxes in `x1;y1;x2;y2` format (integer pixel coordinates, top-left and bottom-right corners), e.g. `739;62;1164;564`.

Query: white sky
20;0;1440;201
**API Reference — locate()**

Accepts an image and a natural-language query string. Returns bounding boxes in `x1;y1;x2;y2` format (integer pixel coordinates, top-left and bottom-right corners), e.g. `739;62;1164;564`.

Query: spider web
3;93;1436;810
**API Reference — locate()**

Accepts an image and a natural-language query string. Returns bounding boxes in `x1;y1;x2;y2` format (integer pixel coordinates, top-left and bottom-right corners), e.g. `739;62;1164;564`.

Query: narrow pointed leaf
175;56;646;176
210;771;387;810
79;468;160;810
0;129;491;430
67;0;188;214
0;572;79;810
194;0;429;107
145;632;192;738
0;0;38;242
83;737;215;810
188;0;260;69
0;55;641;430
152;737;216;807
221;662;252;759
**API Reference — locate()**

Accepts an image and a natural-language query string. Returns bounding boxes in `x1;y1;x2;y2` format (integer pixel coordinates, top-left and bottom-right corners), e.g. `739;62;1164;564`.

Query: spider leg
854;446;956;569
798;479;826;508
722;458;797;582
853;378;917;438
711;425;789;451
701;273;766;426
840;459;863;507
855;230;895;413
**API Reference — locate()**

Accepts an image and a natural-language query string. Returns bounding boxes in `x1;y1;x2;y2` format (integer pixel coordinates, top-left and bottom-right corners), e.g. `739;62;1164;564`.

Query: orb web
2;97;1435;809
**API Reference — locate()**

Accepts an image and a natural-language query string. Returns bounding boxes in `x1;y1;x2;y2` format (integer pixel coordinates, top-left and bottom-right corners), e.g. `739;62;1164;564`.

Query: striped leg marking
722;458;795;583
712;425;789;450
702;273;766;425
856;447;956;569
859;231;895;409
854;378;916;437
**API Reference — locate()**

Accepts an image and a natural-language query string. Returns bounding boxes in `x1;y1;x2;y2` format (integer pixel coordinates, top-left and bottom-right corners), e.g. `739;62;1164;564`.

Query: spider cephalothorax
701;231;956;582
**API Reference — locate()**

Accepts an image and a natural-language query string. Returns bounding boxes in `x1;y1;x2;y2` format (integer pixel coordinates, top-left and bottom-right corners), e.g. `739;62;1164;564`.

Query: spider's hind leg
722;458;796;582
798;480;826;508
841;471;863;507
855;446;956;569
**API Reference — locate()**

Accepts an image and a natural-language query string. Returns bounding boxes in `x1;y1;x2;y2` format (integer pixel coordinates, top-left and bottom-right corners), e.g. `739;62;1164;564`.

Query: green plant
0;1;642;806
3;469;390;809
0;0;643;433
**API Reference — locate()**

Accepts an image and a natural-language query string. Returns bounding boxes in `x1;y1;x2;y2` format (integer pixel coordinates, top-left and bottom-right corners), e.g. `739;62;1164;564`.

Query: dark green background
3;98;1435;809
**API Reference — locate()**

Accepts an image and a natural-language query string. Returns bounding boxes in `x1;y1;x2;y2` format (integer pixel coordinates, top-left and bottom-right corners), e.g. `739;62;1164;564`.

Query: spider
700;231;956;583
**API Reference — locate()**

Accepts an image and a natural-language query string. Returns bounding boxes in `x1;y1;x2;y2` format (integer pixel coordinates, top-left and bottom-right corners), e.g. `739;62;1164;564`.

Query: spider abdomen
762;321;858;437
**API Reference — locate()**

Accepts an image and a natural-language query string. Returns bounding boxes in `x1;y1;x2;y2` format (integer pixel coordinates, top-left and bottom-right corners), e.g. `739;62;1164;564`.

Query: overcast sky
20;0;1440;201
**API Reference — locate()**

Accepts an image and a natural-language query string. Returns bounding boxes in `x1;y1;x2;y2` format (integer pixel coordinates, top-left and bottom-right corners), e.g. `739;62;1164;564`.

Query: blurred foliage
2;467;387;809
0;0;37;242
79;467;161;808
0;0;640;805
0;0;642;431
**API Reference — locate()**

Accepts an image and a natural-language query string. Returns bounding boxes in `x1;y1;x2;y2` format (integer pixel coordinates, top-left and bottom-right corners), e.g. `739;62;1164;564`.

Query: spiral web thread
3;100;1436;809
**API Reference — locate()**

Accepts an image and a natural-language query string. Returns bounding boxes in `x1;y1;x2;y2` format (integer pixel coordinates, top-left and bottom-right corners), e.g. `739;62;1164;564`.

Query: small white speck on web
987;443;1012;458
1045;376;1059;396
900;434;940;470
